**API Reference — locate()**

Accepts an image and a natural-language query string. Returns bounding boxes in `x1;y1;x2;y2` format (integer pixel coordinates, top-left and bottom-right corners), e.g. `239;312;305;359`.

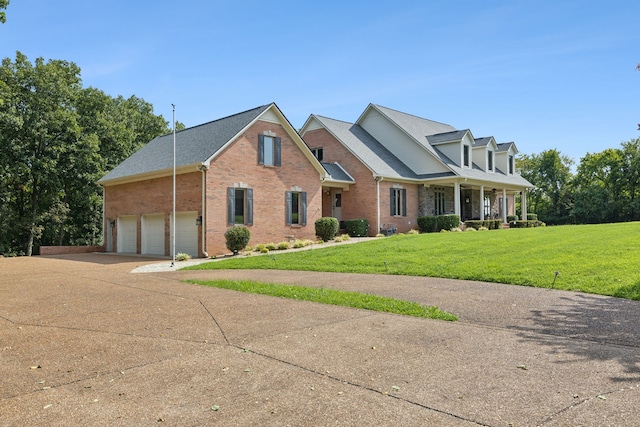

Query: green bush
344;219;369;237
224;226;251;254
511;220;545;228
507;215;518;222
527;213;538;221
315;217;339;241
465;220;483;230
417;216;437;233
437;214;460;232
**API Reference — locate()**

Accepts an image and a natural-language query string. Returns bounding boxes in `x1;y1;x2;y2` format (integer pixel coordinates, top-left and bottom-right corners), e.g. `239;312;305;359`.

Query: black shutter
390;188;395;216
274;137;281;166
402;189;407;216
258;135;265;165
285;191;292;225
227;187;235;225
246;188;253;225
301;192;307;225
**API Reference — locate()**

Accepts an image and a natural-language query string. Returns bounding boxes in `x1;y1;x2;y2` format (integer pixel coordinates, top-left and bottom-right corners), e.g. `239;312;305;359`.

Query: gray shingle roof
311;115;419;180
321;162;355;182
473;137;494;147
427;130;470;144
99;104;272;184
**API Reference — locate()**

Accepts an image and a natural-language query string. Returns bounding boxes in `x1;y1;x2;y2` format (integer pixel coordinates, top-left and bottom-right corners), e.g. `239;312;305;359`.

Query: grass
183;222;640;300
185;279;458;321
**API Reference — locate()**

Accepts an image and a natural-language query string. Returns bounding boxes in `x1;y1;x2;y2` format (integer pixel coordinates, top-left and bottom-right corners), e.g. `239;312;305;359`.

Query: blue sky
2;0;638;162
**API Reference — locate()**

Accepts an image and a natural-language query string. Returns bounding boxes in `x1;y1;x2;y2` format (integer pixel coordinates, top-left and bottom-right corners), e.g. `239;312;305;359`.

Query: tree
0;51;172;255
572;139;640;223
0;0;9;24
517;149;574;224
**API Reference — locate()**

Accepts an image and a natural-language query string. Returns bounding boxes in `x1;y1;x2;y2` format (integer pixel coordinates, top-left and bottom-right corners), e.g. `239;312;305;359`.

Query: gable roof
99;103;326;186
305;115;422;180
427;130;471;145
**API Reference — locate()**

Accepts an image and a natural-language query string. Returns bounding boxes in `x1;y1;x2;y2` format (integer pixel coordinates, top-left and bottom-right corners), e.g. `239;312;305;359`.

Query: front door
331;191;342;222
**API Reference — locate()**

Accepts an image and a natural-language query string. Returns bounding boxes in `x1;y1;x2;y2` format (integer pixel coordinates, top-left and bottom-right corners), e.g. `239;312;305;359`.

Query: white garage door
142;214;165;256
171;211;198;258
117;216;137;253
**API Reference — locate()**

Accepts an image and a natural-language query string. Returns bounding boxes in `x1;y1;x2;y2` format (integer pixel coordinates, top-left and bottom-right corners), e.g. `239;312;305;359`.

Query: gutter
199;164;209;258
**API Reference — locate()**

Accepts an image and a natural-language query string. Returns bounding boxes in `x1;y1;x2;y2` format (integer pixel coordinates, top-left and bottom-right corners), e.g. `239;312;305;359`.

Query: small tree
224;226;250;254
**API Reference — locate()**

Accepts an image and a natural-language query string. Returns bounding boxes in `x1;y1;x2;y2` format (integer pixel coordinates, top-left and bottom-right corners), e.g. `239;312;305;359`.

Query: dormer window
463;145;470;167
311;147;323;161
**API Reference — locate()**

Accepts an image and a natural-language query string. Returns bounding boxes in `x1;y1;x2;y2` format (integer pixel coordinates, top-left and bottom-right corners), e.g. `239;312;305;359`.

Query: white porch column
479;186;485;220
502;188;507;223
454;182;461;218
521;190;528;220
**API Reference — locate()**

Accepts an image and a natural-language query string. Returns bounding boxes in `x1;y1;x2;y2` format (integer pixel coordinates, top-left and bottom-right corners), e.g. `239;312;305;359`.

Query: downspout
199;164;209;258
375;176;383;233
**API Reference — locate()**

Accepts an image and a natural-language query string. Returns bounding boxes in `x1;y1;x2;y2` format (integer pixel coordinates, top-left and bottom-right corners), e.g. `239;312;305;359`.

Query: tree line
0;52;175;255
517;139;640;225
1;50;637;256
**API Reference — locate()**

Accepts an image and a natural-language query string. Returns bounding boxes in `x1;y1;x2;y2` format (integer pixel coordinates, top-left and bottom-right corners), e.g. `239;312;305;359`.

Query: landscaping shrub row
510;220;546;228
417;214;460;233
464;219;502;230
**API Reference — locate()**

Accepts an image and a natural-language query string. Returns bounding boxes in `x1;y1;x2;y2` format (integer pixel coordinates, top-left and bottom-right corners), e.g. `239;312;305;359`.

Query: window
258;134;281;166
311;147;323;161
509;155;514;174
286;191;307;225
390;188;407;216
484;196;491;218
435;189;446;215
463;145;470;167
488;150;494;171
227;187;253;225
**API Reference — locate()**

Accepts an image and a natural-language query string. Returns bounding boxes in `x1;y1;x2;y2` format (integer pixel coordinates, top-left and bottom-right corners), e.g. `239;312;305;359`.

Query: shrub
417;216;437;233
315;217;339;241
265;242;277;251
255;243;266;252
176;252;191;261
277;241;291;250
465;220;483;230
437;214;460;232
478;226;489;231
259;247;269;254
224;226;251;254
344;219;369;237
527;213;538;221
407;229;419;234
292;240;306;248
507;215;518;222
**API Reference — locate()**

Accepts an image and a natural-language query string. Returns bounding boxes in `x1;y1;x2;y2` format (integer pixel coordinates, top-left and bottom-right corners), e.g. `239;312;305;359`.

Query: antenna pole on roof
171;104;176;268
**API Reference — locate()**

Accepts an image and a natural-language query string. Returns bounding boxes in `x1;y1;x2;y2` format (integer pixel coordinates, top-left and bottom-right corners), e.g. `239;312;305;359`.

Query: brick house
98;103;334;257
300;104;534;234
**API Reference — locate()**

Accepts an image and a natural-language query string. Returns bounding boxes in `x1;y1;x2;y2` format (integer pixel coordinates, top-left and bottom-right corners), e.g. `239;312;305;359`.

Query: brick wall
104;172;203;256
205;120;323;255
40;246;105;255
303;128;420;234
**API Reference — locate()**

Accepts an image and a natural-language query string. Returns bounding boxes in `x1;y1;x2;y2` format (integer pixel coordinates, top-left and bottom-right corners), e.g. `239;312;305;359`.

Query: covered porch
419;180;530;224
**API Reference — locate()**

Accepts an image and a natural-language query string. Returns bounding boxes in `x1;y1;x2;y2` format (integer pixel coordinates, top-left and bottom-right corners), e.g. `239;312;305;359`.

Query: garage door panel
142;214;165;255
117;216;137;253
171;212;198;258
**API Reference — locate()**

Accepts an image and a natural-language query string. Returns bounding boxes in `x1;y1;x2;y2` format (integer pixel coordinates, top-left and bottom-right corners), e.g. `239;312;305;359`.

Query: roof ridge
163;103;272;136
373;104;454;128
313;114;355;126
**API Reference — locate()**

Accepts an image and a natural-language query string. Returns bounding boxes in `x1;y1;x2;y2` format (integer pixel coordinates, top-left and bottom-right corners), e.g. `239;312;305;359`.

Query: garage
117;216;137;253
142;214;165;256
172;211;199;258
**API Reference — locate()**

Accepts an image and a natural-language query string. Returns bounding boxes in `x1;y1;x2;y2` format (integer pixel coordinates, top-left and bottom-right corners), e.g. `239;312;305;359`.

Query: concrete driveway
1;253;639;426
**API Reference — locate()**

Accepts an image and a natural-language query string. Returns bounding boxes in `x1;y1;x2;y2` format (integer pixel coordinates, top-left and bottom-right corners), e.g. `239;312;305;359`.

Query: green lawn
184;223;640;300
185;279;457;321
